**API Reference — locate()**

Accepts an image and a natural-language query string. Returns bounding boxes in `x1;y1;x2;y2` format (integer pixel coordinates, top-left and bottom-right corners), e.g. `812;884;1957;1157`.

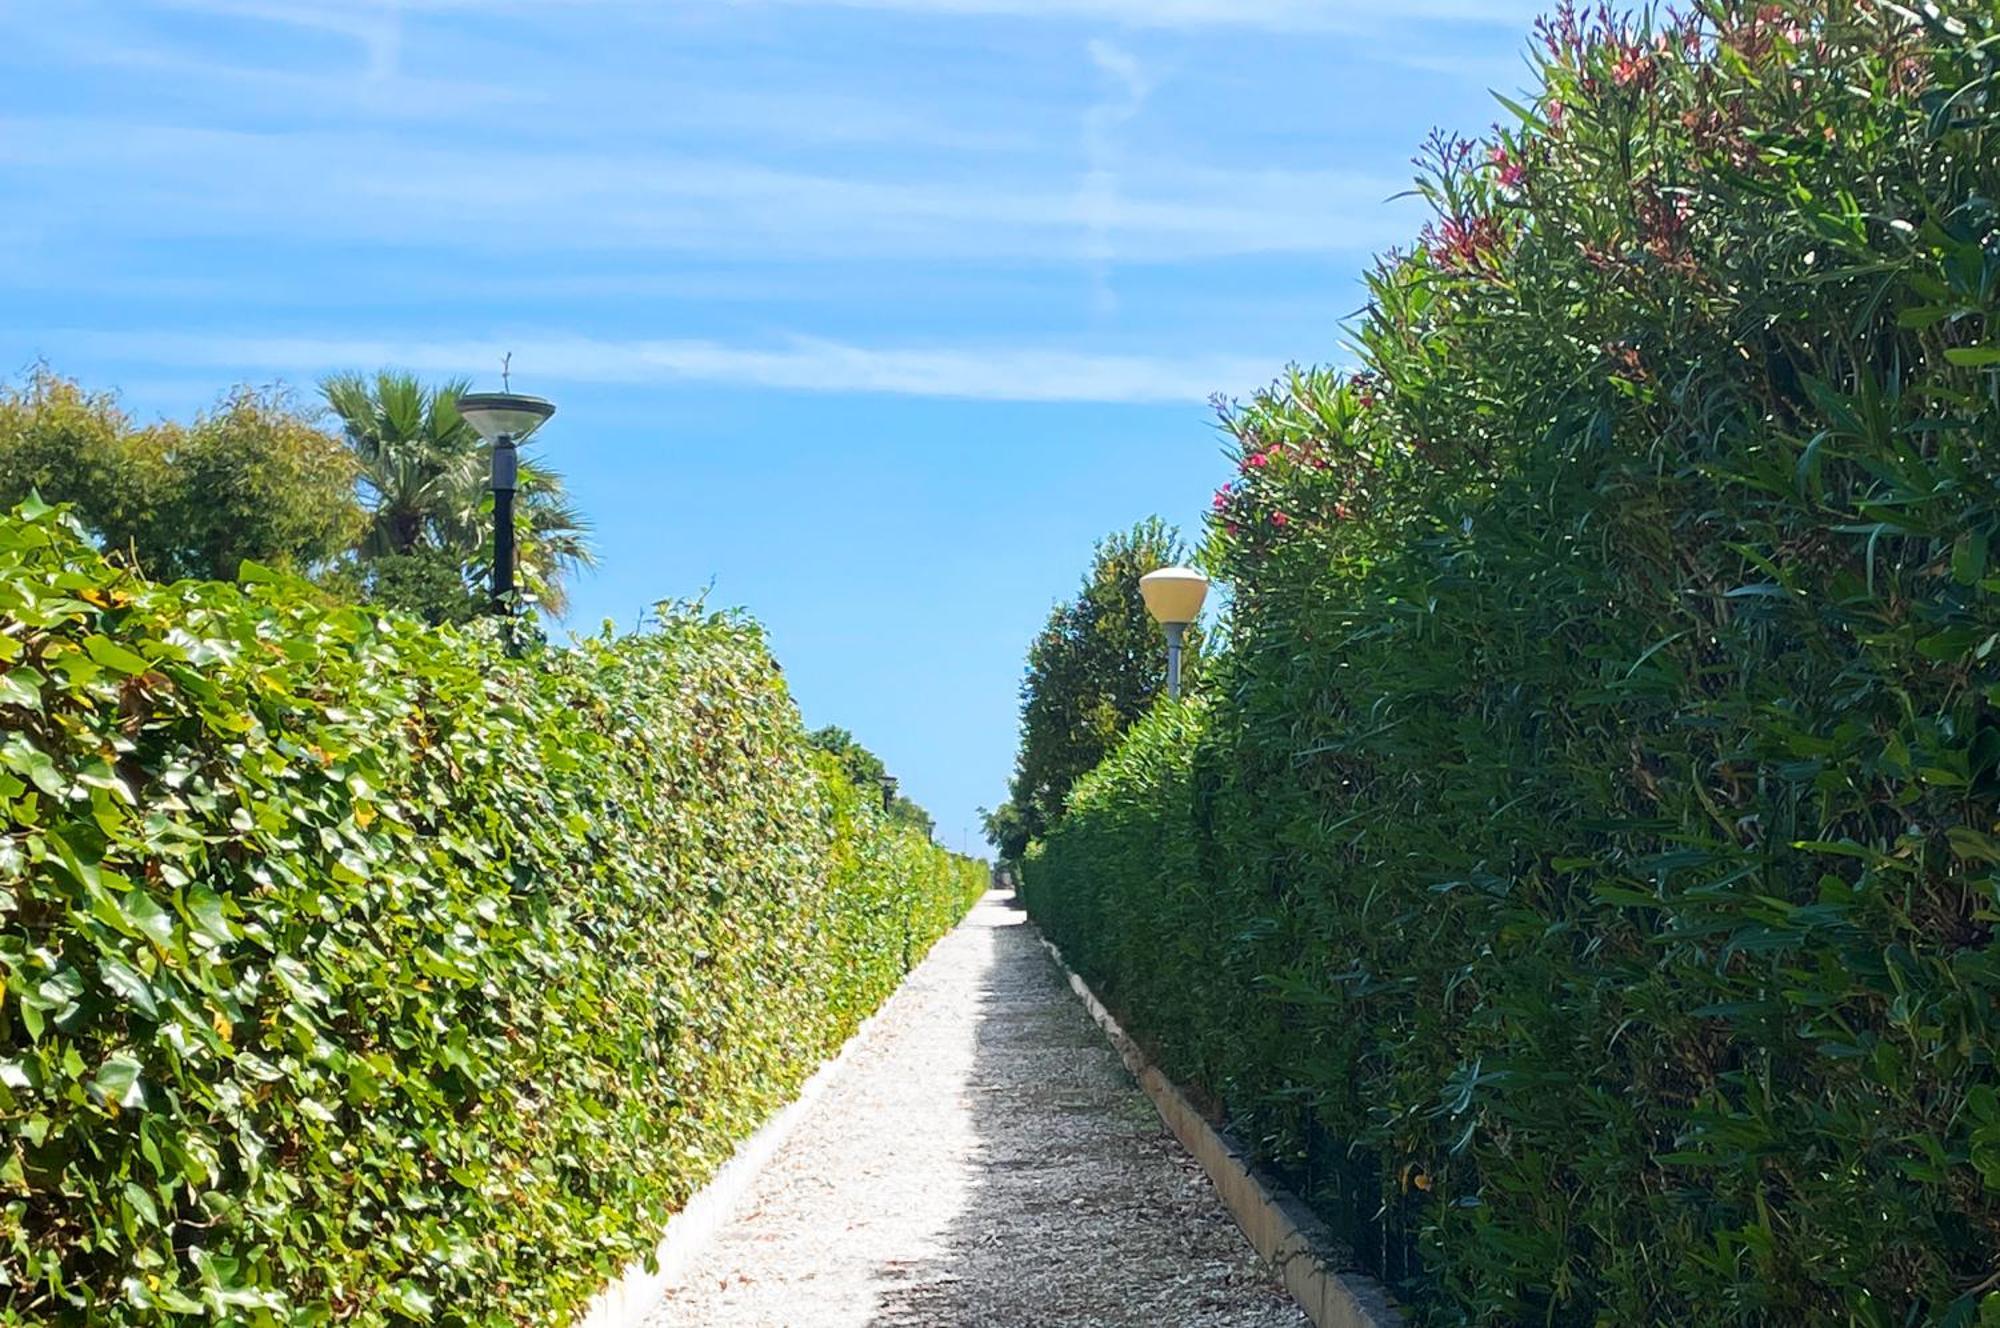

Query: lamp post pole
1139;566;1210;703
455;389;556;654
490;433;518;619
1164;622;1188;700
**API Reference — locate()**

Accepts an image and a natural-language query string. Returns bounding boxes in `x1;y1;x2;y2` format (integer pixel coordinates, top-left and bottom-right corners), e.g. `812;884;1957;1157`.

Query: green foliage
0;502;984;1325
0;369;364;583
978;800;1033;866
807;726;935;837
991;517;1199;859
342;549;488;628
321;372;593;618
811;724;890;788
1027;3;2000;1323
0;369;594;628
1020;700;1215;1055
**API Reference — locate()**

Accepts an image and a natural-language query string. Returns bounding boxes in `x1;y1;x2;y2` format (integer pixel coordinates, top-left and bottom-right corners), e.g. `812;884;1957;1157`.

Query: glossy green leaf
84;635;151;675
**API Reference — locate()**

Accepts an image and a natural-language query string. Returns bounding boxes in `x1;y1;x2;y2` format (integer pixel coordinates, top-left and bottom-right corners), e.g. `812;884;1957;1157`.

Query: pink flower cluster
1604;340;1649;386
1610;43;1658;92
1682;103;1756;171
1210;377;1390;551
1239;439;1334;476
1633;185;1695;265
1424;213;1508;276
1726;5;1810;65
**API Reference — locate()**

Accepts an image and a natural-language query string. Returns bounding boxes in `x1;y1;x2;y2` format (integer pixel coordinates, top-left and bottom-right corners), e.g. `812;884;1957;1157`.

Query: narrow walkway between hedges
644;891;1308;1328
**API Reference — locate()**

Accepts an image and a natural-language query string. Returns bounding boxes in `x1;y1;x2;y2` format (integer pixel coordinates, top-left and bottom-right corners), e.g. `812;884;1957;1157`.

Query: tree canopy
986;517;1199;859
0;369;363;583
810;725;936;837
0;367;599;629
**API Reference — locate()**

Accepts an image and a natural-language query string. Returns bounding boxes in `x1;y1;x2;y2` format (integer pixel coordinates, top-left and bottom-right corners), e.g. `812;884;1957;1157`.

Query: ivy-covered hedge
0;501;985;1324
1027;3;2000;1323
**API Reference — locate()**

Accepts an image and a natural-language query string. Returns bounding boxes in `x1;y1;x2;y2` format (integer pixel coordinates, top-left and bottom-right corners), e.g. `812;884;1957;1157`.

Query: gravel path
645;891;1310;1328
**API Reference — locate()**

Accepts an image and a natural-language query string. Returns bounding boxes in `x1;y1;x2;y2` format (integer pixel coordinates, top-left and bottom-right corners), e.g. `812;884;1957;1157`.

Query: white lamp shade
456;392;555;444
1139;566;1209;625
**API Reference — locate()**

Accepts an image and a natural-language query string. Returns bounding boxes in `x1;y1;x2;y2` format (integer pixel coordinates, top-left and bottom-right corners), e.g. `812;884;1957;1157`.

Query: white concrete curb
577;903;980;1328
1039;934;1404;1328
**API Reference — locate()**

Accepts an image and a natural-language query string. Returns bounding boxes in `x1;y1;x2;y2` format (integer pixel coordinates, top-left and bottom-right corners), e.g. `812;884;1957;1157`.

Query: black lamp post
878;774;898;815
456;391;556;634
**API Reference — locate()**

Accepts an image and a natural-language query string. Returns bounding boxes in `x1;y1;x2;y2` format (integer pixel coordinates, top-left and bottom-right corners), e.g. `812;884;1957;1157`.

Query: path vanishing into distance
645;891;1308;1328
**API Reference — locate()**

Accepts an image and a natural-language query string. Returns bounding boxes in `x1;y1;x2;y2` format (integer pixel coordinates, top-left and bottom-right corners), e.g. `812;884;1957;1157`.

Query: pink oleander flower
1271;511;1290;528
1424;212;1508;275
1611;47;1655;91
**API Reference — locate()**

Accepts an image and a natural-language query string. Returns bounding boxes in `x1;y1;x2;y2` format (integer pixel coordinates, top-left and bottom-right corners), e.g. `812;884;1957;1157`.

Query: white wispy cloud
142;0;1546;33
20;0;511;118
0;115;1406;262
735;0;1545;31
19;8;1025;141
45;331;1282;404
153;0;406;79
1080;38;1152;311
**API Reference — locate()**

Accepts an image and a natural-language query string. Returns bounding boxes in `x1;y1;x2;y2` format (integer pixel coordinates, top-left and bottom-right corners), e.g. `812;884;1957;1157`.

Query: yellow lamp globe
1139;566;1210;626
1140;566;1208;700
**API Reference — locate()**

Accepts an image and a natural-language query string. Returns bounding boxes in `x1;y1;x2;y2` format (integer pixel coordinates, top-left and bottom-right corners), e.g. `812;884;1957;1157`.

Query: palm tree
321;371;481;557
321;371;594;614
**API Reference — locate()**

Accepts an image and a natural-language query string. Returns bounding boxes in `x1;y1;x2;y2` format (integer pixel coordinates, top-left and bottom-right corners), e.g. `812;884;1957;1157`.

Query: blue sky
1;0;1546;853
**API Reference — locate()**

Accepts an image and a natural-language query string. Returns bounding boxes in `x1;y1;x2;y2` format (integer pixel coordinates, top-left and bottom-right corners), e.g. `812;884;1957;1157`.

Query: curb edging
1039;934;1404;1328
577;896;987;1328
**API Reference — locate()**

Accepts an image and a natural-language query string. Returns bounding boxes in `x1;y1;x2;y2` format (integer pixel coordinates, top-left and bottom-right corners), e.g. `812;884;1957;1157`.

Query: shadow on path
864;892;1304;1328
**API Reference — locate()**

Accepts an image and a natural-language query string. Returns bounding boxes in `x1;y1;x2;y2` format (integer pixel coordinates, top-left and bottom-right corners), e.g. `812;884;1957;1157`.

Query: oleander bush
1026;1;2000;1322
0;500;985;1325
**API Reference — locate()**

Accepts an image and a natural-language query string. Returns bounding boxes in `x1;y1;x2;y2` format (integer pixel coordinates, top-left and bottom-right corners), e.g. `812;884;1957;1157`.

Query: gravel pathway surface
644;891;1310;1328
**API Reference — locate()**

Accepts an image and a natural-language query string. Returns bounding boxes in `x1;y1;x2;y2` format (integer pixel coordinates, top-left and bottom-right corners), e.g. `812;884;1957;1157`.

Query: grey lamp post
1139;567;1210;700
455;392;556;635
878;774;899;815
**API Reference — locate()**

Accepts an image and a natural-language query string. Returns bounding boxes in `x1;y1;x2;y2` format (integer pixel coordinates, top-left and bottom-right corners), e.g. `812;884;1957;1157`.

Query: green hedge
1026;3;2000;1323
0;501;985;1324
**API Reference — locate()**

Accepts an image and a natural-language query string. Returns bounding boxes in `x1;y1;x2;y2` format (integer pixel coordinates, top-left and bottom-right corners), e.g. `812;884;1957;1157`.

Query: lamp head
457;391;555;445
1139;566;1210;626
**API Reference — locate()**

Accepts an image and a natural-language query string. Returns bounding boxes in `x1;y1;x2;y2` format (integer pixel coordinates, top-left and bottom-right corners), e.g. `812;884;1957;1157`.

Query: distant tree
979;800;1032;864
0;371;139;546
321;371;594;617
811;725;888;788
137;387;366;582
0;368;363;582
810;725;936;837
992;517;1200;854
